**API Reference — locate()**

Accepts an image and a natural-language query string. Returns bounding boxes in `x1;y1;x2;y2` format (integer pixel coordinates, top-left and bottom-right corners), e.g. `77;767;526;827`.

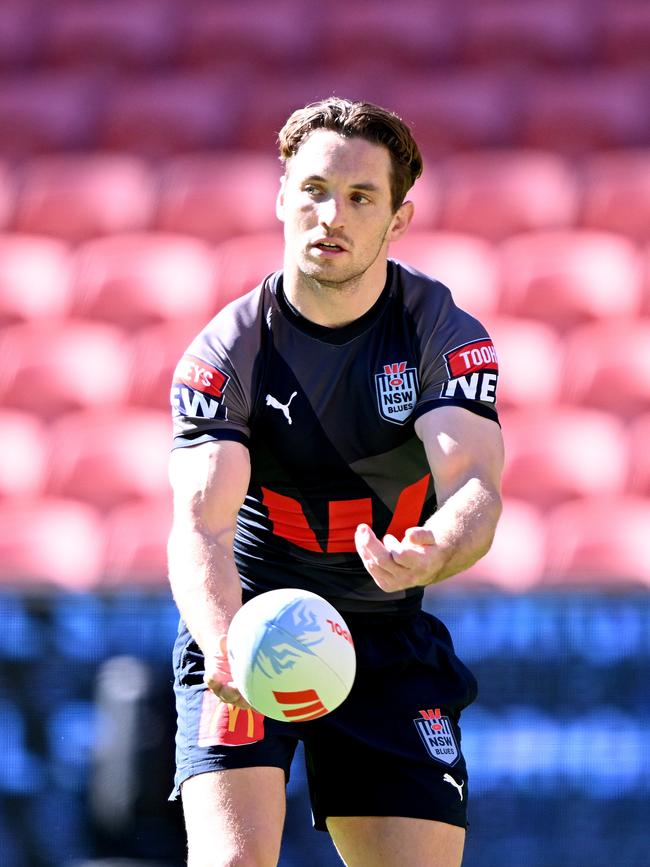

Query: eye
303;184;322;197
350;192;370;204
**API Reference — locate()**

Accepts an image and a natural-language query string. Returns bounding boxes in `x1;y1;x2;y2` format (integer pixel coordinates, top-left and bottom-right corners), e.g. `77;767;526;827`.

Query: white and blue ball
227;589;356;722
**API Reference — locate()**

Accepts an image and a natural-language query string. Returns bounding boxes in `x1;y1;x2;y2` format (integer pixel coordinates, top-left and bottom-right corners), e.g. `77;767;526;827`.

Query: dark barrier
0;589;647;867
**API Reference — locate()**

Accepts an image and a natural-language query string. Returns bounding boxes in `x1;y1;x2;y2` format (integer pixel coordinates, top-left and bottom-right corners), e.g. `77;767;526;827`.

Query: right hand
203;634;251;709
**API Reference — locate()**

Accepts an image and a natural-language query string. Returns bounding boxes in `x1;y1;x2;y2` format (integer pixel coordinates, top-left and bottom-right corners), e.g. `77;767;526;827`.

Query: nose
317;195;343;230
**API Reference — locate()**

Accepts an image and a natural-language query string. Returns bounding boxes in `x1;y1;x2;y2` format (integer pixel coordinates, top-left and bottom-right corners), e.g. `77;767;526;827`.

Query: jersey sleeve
170;310;255;450
414;290;500;425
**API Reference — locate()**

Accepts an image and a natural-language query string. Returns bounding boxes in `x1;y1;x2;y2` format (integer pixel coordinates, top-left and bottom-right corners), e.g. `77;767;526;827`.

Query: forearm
167;520;243;659
423;476;502;584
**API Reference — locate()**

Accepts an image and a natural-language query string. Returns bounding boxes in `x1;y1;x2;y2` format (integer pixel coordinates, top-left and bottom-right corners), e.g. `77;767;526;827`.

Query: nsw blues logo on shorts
414;708;460;766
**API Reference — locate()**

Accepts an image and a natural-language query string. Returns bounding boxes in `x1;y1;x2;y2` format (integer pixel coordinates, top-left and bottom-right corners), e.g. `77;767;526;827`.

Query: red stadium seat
127;317;209;409
0;320;130;418
14;154;156;243
316;1;460;71
0;497;105;589
484;316;564;409
212;232;284;310
459;0;597;67
0;235;72;326
156;152;281;243
0;161;14;229
99;73;239;156
0;411;47;499
560;319;650;418
0;0;45;68
0;72;101;155
628;413;650;495
498;230;643;330
71;233;216;329
543;496;650;588
519;72;648;152
579;151;650;243
438;151;578;241
178;0;320;73
45;408;171;510
500;406;629;510
390;232;500;319
42;0;180;70
383;72;519;154
103;498;172;586
455;498;546;591
599;0;650;68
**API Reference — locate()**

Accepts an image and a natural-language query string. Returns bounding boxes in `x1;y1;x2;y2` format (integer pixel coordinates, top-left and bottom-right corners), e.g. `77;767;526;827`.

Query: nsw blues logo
414;708;460;766
375;361;419;425
253;602;323;679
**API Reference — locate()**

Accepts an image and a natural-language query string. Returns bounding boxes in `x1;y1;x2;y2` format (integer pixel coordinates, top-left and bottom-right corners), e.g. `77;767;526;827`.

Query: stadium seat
0;320;130;418
41;0;181;70
628;413;650;495
455;498;546;591
45;408;171;511
0;235;72;326
14;154;156;243
71;233;216;330
0;72;101;155
316;1;461;71
127;317;209;409
382;72;519;153
438;151;578;241
0;497;105;589
518;72;648;152
0;161;14;228
156;152;281;242
543;496;650;587
599;0;650;68
459;0;597;67
103;498;172;586
390;232;500;319
560;319;650;417
500;406;629;510
0;0;45;68
483;316;564;409
579;151;650;243
0;411;47;499
178;0;320;73
99;73;240;156
212;232;284;310
498;230;643;330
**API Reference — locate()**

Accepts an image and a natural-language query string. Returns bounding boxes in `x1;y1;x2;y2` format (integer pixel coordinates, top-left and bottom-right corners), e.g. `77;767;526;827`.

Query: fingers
203;634;251;709
355;523;441;591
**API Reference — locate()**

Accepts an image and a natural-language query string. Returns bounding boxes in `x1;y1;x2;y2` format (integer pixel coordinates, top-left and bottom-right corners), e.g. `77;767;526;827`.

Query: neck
282;262;389;328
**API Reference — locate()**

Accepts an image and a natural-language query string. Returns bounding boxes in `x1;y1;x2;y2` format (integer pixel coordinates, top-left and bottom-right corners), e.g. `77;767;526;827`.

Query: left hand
354;523;445;592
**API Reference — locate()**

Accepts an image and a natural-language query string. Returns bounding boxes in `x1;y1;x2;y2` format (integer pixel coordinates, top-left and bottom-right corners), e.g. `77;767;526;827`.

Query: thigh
327;816;465;867
182;766;287;867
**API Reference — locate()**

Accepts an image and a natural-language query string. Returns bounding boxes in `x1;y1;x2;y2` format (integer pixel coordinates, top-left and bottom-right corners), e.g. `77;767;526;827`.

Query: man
168;97;504;867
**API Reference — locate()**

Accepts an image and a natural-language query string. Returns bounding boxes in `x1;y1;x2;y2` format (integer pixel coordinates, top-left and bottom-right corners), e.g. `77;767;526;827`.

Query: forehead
286;129;392;188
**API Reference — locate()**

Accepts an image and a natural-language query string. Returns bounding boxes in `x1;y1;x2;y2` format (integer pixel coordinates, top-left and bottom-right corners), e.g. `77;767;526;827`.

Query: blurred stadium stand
0;0;648;864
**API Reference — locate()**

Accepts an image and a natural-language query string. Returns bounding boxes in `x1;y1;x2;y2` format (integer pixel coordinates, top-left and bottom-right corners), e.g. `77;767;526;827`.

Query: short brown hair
278;97;423;212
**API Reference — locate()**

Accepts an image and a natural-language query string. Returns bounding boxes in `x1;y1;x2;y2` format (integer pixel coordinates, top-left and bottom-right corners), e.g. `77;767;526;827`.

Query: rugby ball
227;589;356;722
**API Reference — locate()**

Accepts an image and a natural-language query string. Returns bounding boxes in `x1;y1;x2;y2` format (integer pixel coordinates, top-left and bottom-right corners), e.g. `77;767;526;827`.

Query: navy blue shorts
171;606;478;831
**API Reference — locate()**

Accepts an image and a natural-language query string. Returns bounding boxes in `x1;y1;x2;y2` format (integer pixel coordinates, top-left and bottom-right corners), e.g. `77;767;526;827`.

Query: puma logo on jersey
266;391;297;424
443;773;464;801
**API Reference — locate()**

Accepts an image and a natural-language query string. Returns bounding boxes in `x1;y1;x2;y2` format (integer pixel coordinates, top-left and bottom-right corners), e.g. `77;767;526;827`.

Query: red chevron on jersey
173;354;230;398
445;340;498;378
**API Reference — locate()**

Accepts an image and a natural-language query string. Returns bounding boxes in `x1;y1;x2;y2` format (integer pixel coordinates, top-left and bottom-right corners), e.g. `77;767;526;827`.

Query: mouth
310;239;348;255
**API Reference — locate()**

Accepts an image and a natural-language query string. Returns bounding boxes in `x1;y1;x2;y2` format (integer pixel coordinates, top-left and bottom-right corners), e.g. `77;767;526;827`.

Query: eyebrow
303;175;381;192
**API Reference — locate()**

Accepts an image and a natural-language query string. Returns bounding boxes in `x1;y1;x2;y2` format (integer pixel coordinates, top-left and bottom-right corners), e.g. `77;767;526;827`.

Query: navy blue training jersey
171;260;499;613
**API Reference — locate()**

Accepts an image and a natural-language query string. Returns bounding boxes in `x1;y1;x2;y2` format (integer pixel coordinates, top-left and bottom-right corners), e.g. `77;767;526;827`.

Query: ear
276;176;287;222
388;200;414;242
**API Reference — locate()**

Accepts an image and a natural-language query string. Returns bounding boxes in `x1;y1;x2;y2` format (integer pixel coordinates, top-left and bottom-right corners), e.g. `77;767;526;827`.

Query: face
277;130;413;291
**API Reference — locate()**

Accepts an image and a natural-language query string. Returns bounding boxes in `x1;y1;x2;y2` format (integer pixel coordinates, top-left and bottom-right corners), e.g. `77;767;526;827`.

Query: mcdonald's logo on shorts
197;691;265;747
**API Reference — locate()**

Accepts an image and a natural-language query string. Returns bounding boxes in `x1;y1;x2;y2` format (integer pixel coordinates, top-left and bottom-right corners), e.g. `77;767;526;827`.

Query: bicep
169;440;251;535
414;406;504;503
